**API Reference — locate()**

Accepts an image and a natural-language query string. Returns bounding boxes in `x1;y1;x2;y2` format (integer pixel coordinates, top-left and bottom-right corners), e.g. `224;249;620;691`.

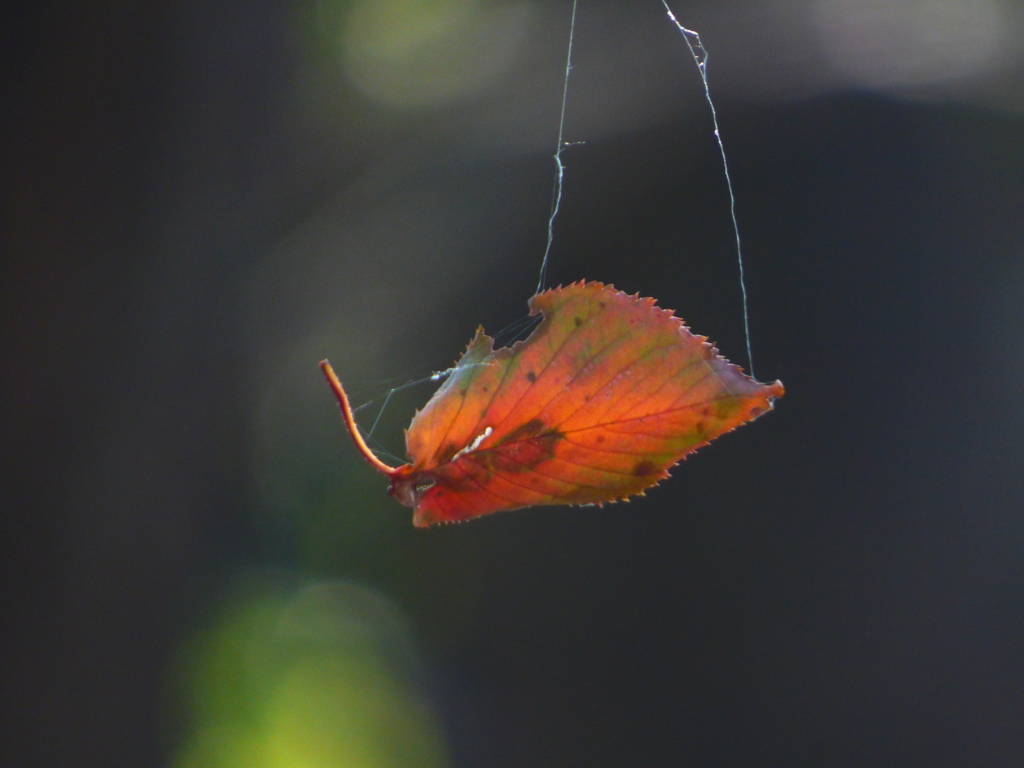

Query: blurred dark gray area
3;0;1024;766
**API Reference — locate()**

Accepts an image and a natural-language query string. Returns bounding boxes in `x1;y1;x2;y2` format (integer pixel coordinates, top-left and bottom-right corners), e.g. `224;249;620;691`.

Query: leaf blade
391;282;783;526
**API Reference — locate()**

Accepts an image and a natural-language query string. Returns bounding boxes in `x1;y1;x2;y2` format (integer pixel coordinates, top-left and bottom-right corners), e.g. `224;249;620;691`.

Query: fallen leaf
322;281;783;527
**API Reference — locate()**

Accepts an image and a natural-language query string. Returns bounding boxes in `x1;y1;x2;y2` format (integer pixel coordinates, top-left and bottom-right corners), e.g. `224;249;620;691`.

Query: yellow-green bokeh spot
170;576;450;768
313;0;532;108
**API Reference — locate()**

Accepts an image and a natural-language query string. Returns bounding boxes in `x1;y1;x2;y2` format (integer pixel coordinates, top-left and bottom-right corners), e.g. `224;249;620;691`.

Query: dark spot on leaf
633;460;658;477
574;316;583;327
434;443;459;465
480;419;563;474
595;435;604;444
526;371;537;383
498;418;546;444
714;398;741;420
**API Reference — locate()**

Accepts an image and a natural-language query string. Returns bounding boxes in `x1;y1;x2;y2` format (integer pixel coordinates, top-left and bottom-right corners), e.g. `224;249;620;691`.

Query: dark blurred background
3;0;1024;766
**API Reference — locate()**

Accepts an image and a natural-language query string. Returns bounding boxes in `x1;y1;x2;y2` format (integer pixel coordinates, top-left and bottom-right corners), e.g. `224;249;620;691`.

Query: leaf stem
320;360;399;476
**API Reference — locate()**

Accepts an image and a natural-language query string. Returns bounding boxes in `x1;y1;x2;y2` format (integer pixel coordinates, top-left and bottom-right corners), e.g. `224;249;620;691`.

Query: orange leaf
322;281;783;527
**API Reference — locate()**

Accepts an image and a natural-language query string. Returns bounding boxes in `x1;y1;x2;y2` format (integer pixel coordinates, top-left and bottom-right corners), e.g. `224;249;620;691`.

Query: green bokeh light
310;0;533;108
170;575;451;768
